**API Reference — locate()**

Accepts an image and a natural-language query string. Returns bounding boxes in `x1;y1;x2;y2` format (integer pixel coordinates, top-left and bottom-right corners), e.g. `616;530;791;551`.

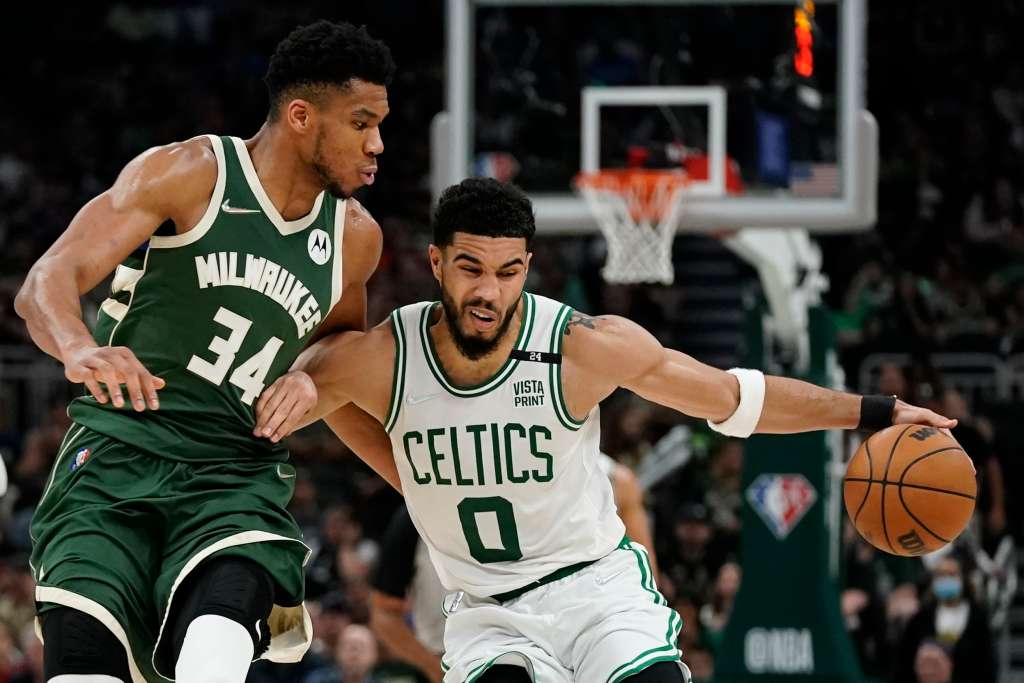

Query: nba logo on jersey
746;474;817;540
69;448;91;472
307;228;331;265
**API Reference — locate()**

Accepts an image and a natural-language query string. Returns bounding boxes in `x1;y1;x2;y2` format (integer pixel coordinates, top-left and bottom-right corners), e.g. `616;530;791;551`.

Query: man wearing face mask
896;555;996;683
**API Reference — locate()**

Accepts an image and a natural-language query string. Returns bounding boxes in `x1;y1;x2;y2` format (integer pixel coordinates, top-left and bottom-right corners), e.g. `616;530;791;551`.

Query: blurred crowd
2;2;1024;683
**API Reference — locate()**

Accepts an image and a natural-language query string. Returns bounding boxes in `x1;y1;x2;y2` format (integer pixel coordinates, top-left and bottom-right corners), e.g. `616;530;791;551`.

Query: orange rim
575;169;689;222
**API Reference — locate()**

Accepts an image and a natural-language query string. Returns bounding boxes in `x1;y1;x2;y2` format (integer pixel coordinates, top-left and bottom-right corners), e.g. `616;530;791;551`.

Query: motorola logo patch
307;229;331;265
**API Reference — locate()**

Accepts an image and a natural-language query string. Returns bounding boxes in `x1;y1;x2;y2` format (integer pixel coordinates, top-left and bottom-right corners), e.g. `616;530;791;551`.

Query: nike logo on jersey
277;465;296;479
407;393;440;405
594;567;627;585
221;199;260;214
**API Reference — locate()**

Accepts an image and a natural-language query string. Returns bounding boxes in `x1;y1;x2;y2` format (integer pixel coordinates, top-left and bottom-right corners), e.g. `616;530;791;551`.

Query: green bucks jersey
385;293;626;596
70;135;346;462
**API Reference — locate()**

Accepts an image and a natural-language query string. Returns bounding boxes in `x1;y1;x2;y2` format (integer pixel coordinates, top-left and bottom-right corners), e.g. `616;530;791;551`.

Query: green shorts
30;423;311;682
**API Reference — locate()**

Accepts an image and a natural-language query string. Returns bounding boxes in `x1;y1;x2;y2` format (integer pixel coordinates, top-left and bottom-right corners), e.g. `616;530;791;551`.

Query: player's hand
64;344;165;411
891;402;975;474
891;399;957;430
254;370;317;443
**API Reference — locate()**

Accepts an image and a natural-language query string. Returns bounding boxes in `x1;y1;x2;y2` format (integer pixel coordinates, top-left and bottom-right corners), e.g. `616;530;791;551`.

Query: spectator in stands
7;403;71;549
685;647;714;683
941;389;1007;546
334;624;381;683
310;593;354;659
10;622;42;683
0;621;22;682
896;555;996;683
369;508;444;683
926;256;999;349
672;592;703;654
914;640;954;683
894;271;941;350
963;176;1024;272
998;278;1024;354
289;468;323;539
833;258;893;349
0;280;30;345
698;562;740;655
599;451;659;576
307;505;379;600
661;503;724;605
701;440;744;558
841;523;892;678
0;560;34;641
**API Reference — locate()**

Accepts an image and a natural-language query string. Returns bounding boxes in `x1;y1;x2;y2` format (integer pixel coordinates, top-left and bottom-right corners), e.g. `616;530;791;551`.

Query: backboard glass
436;0;876;234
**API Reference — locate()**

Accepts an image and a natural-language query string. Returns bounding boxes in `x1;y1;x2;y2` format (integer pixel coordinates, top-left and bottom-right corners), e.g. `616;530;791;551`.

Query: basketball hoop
575;169;690;285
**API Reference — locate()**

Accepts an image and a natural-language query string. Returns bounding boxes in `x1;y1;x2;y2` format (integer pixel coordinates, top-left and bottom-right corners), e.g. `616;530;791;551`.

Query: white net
576;171;689;285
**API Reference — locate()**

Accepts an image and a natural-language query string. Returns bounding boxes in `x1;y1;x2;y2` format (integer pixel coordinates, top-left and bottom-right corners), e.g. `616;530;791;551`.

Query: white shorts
440;539;687;683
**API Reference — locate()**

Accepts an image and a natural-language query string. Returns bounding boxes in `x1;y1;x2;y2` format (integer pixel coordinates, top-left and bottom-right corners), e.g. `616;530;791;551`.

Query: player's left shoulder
344;197;383;245
561;310;662;379
561;311;630;357
341;197;383;280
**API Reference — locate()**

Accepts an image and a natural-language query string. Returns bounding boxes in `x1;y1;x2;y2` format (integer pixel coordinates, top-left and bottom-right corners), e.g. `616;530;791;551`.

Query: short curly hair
264;21;395;121
433;178;536;247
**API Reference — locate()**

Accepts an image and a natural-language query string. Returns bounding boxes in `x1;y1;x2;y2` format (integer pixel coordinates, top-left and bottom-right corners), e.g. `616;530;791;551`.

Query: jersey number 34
186;306;284;405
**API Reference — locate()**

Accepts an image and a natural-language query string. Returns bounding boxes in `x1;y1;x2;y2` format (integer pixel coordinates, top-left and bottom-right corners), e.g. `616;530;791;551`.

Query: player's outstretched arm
14;138;217;410
324;403;403;493
563;312;956;436
285;319;397;429
296;322;402;491
252;199;383;442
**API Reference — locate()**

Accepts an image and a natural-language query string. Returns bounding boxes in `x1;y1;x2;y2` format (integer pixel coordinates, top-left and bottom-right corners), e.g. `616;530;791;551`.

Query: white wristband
707;368;766;438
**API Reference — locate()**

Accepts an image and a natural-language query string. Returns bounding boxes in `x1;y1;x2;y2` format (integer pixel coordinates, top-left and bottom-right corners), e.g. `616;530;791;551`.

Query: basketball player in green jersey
268;179;956;683
15;21;400;683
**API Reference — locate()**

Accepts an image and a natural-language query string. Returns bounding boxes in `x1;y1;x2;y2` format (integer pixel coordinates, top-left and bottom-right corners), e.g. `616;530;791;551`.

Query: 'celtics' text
402;423;553;486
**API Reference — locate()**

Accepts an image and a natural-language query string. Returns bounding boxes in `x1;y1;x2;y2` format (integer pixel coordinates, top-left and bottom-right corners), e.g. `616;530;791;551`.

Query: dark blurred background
0;2;1023;682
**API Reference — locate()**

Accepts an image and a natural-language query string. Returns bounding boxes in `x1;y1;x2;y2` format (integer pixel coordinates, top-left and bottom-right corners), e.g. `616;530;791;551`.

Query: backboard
434;0;877;234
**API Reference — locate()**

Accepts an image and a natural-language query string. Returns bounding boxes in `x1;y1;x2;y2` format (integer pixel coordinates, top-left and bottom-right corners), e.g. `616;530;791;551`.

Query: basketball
844;424;976;556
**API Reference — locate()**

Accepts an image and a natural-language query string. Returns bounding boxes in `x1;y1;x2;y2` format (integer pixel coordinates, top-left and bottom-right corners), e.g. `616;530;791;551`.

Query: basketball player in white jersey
259;179;955;683
368;454;656;683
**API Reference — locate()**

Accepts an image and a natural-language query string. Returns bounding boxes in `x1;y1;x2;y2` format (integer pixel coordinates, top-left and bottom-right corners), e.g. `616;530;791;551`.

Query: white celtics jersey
385;293;625;596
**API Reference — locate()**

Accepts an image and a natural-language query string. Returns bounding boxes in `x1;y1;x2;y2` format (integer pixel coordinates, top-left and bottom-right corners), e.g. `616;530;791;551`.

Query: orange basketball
843;424;977;556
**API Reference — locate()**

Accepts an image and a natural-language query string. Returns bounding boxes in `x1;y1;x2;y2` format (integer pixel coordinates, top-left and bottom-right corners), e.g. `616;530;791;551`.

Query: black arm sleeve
370;506;422;598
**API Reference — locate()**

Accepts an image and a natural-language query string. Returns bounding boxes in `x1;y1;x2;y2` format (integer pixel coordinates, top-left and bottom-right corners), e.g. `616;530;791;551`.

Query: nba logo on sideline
746;474;818;540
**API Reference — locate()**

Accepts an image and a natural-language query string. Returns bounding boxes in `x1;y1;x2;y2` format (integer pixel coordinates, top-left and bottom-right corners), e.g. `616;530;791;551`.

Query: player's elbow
707;370;741;423
14;269;42;322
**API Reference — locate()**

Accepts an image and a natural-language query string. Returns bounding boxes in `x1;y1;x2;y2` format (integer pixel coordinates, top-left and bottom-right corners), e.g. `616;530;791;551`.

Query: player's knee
166;556;274;665
621;660;690;683
41;607;131;682
477;664;533;683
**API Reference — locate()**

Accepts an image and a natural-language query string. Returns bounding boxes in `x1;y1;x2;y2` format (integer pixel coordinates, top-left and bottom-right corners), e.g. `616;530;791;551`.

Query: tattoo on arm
564;311;597;335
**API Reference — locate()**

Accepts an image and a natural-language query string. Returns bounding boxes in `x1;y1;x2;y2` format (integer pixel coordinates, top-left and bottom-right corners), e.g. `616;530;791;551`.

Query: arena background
0;2;1022;682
